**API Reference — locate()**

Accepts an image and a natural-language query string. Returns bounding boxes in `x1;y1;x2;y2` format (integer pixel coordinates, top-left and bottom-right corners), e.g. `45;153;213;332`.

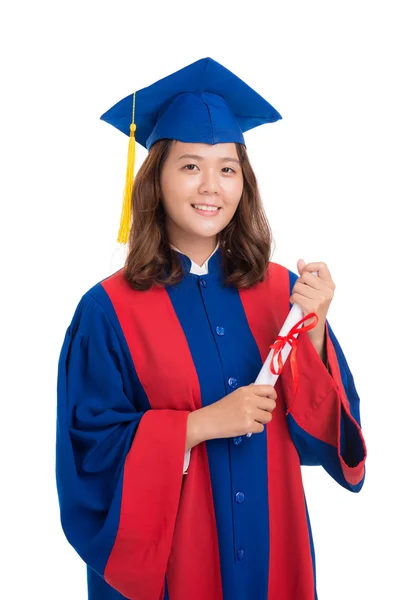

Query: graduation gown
56;248;367;600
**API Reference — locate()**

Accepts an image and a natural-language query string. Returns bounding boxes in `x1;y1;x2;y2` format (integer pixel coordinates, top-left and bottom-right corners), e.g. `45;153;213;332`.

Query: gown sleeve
279;270;367;493
56;293;190;600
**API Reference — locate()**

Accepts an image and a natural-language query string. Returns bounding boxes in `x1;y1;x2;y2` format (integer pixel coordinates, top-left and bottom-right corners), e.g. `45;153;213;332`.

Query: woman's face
160;141;244;245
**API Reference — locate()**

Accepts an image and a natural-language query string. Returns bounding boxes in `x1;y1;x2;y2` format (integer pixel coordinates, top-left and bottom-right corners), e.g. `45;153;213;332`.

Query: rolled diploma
246;269;318;437
245;303;303;437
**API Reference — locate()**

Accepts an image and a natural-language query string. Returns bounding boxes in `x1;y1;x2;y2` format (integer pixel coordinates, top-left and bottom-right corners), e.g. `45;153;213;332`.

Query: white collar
171;241;220;275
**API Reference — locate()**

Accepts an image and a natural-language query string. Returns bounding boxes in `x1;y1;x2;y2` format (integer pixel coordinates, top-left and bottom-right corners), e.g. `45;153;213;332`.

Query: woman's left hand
290;259;336;342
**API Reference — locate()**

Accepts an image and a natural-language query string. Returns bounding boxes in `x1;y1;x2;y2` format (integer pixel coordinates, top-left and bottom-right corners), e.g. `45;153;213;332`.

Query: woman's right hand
186;384;277;450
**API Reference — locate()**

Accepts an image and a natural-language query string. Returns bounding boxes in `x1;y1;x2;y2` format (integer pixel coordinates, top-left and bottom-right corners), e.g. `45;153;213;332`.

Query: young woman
56;58;367;600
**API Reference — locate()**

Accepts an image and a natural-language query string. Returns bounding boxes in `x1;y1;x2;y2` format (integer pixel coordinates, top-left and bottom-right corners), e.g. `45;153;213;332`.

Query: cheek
162;172;197;207
222;178;243;207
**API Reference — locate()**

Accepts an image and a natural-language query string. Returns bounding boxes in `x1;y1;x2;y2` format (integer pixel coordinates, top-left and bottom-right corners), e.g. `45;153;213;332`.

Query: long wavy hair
124;139;273;290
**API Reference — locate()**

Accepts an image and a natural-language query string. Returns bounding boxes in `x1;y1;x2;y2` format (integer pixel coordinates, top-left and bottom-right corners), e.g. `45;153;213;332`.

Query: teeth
193;205;220;211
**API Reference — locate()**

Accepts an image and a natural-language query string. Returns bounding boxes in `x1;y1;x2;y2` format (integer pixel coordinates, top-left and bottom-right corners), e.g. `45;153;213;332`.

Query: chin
188;226;223;239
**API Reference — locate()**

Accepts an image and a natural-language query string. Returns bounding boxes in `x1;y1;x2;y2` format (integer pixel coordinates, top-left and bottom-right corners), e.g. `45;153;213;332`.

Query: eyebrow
177;153;240;165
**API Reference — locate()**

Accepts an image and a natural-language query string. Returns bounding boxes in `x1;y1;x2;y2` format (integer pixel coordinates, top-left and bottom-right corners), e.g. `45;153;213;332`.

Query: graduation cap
100;57;282;244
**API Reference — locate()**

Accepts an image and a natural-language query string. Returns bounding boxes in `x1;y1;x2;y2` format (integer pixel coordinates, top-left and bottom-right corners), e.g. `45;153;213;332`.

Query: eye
222;167;235;173
183;164;199;171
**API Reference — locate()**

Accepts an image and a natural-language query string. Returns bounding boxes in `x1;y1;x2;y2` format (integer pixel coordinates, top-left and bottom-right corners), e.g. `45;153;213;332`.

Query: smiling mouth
191;204;221;213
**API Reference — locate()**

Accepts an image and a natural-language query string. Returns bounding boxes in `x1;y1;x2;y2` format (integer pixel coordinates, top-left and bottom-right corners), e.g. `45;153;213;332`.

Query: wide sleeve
279;272;367;493
56;293;190;600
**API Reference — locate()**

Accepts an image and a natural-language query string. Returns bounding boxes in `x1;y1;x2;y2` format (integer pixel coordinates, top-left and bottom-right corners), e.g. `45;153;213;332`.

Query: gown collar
171;240;222;276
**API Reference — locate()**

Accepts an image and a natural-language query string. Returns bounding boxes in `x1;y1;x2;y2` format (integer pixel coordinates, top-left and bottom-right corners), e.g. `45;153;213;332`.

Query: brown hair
124;139;273;290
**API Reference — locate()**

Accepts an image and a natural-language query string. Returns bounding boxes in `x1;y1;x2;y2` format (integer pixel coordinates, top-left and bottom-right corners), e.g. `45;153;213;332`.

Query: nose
198;168;220;195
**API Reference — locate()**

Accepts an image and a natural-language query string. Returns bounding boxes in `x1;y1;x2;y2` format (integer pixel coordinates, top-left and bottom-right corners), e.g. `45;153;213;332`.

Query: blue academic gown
56;247;366;600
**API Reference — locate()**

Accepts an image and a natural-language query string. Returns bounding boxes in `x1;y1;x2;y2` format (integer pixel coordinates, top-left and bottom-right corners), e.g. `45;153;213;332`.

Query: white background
1;1;399;598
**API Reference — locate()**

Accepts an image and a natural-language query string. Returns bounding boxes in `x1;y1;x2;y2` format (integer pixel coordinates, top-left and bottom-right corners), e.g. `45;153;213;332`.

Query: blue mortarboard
100;57;282;243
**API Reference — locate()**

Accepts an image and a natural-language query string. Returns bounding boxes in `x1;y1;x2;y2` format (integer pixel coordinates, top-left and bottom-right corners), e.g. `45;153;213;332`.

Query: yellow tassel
117;94;136;244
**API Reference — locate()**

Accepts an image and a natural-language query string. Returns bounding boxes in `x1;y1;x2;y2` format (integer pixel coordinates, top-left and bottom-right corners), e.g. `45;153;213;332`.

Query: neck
169;231;218;266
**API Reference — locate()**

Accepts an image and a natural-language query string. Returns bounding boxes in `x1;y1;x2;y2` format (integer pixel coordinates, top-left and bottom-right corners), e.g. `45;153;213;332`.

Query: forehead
168;140;239;160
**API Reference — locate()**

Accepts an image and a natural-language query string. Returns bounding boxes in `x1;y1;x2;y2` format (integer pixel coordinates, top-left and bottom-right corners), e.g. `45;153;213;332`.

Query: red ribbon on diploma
269;312;319;413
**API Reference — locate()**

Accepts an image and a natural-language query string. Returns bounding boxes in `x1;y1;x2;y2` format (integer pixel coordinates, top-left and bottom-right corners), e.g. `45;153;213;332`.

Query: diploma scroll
246;271;318;437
